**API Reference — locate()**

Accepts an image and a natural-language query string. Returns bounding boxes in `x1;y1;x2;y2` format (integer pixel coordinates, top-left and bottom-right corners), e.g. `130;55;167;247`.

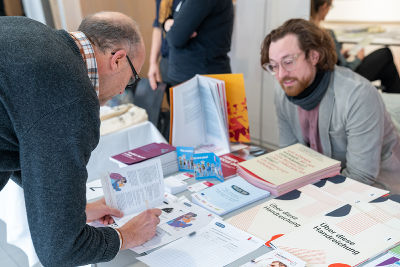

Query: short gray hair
78;12;142;55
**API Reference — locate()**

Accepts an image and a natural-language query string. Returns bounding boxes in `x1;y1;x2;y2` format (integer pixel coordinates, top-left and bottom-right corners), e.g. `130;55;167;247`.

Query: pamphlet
137;218;264;267
176;146;194;172
193;152;224;182
241;248;306;267
192;176;270;216
130;196;216;254
101;158;165;215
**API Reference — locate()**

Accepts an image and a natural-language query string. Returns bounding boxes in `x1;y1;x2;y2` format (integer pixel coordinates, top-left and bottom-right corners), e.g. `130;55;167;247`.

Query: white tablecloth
0;121;166;267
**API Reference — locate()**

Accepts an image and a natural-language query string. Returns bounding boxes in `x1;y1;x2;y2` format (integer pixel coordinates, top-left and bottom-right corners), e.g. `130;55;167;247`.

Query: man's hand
148;63;162;90
118;208;162;249
86;198;123;225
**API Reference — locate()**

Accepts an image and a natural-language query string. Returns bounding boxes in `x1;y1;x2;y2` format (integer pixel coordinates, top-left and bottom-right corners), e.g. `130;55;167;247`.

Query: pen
145;200;149;210
188;231;196;237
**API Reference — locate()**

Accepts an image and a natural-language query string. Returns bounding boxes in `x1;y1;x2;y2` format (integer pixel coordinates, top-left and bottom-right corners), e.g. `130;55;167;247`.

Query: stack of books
110;142;178;176
219;153;246;179
237;143;341;196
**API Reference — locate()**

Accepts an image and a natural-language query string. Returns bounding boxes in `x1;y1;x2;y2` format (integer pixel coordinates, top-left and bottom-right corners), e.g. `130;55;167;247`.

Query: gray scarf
286;71;331;111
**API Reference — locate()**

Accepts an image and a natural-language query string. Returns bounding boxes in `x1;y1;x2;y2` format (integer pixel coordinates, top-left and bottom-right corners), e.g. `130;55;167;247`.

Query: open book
169;74;250;155
170;75;230;155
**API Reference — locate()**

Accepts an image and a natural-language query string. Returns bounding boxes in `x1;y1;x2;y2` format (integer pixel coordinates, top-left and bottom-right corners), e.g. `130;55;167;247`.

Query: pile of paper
237;143;341;196
109;142;178;176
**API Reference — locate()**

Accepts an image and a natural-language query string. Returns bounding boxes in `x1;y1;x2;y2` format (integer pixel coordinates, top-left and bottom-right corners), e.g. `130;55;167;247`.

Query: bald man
0;12;161;266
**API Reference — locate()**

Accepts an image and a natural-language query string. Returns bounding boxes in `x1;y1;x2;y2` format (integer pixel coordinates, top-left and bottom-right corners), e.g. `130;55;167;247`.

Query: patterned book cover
204;73;250;143
271;202;400;266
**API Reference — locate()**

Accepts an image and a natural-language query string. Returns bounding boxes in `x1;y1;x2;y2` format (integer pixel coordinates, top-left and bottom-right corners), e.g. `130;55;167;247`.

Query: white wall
326;0;400;22
22;0;46;24
230;0;310;150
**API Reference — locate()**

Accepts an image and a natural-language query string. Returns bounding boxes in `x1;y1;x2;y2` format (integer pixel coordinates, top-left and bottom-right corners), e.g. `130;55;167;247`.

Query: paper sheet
137;218;264;267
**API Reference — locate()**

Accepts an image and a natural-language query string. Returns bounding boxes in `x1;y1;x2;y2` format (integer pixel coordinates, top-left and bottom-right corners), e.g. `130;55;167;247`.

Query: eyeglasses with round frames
263;52;303;75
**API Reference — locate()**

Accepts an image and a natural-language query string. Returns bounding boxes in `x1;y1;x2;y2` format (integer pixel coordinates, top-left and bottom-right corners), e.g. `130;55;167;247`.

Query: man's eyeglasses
263;52;303;75
111;52;141;88
126;55;141;88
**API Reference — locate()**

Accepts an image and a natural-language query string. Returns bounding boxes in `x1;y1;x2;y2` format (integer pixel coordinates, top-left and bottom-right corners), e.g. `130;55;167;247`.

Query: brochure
193;152;224;182
191;176;270;216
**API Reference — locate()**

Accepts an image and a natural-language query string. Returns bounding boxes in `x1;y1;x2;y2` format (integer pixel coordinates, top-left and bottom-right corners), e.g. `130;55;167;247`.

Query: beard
279;75;313;97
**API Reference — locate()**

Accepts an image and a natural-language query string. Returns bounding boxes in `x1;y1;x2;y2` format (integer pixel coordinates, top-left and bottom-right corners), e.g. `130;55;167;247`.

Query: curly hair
260;18;337;71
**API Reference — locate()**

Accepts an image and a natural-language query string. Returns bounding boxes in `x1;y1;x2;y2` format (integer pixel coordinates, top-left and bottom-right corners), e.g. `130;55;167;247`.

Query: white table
0;121;165;267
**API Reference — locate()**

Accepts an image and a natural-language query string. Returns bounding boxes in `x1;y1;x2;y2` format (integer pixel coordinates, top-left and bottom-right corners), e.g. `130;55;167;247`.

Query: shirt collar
69;31;99;96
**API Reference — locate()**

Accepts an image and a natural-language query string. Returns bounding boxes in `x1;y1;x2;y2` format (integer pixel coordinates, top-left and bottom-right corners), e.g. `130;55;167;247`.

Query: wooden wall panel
4;0;24;16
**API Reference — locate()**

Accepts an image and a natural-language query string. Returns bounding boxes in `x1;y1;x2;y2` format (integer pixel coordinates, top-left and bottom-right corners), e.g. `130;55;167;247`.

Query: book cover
227;183;345;244
193;152;224;182
176;146;195;172
313;175;389;204
220;153;246;179
191;176;270;216
111;142;176;165
238;143;340;187
271;202;400;266
204;73;251;143
227;177;389;246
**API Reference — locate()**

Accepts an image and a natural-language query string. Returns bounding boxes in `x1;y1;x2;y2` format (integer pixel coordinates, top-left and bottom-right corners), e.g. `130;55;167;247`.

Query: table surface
323;22;400;46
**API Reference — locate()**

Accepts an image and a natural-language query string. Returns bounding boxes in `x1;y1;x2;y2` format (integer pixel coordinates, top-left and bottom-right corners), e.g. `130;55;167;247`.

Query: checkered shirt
69;31;99;96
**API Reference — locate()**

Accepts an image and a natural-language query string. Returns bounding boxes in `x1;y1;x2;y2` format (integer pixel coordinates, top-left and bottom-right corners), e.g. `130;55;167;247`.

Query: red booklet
220;153;246;179
111;143;176;165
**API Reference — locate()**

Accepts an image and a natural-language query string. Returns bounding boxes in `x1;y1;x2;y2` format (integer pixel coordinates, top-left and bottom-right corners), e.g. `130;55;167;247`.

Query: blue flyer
176;146;194;172
193;153;224;182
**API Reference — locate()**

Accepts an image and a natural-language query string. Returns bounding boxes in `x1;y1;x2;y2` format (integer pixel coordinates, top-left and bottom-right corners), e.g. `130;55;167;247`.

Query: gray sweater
0;17;119;266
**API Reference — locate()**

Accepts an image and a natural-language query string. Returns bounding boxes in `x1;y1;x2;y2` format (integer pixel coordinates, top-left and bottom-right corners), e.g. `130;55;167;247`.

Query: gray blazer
274;66;400;193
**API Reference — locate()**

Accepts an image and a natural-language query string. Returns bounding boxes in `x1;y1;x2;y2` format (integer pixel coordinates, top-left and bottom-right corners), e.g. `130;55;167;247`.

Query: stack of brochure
191;176;270;216
110;142;178;176
237;143;341;196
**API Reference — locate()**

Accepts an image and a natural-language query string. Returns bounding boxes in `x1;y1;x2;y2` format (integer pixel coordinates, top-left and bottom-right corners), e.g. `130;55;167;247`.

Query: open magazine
100;158;216;253
101;158;165;215
170;75;230;155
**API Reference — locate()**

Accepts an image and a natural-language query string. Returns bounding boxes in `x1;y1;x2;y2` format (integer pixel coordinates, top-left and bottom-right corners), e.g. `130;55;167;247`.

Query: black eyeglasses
111;52;141;88
126;55;141;88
